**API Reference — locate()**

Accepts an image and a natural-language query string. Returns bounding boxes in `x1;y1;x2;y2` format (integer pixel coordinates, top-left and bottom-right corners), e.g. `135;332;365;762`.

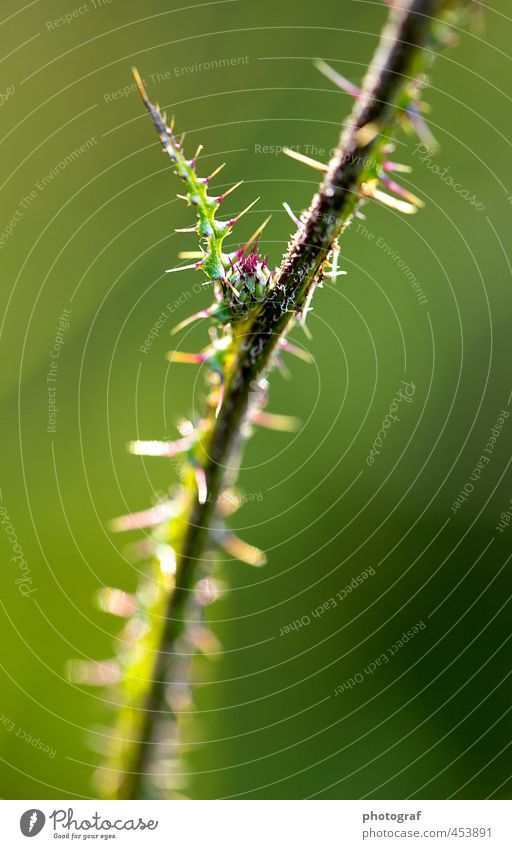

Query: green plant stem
122;0;465;799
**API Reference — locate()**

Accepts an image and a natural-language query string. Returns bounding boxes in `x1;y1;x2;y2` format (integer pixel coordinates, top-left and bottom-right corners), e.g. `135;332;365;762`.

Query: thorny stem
117;0;467;799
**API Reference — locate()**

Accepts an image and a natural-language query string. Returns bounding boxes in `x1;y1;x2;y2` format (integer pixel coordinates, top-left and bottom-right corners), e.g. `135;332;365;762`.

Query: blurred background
1;0;511;800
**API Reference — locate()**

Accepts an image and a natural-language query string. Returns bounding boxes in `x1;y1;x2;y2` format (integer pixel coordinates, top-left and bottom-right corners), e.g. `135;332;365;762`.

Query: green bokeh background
1;0;511;800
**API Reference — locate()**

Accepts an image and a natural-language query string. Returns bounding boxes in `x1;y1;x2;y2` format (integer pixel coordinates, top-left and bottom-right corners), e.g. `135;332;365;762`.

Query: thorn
280;339;313;363
194;143;203;160
177;251;205;260
314;59;361;97
215;373;225;418
274;353;292;380
171;307;214;334
361;182;418;214
167;683;193;714
167;351;206;364
96;588;136;618
188;624;222;655
177;418;195;437
215;490;242;516
299;283;316;334
176;193;189;202
219;532;266;566
178;132;186;148
195;577;222;605
223;275;240;298
406;109;438;149
253;411;300;432
323;270;347;279
283;147;328;173
381;176;425;208
110;501;177;531
66;659;120;687
217;179;243;202
241;215;272;252
195;466;207;504
175;225;197;233
207;162;226;181
283;201;301;227
123;537;153;562
132;66;149;103
354;122;380;147
329;240;341;278
128;438;190;457
383;160;412;174
165;262;202;273
157;544;177;576
300;318;313;340
228;197;260;226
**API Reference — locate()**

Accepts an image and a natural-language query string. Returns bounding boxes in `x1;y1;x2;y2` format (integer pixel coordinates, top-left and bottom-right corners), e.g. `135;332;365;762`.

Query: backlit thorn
314;59;361;98
280;339;313;363
215;373;225;418
381;176;425;208
241;215;272;253
195;466;207;505
227;196;260;226
323;269;347;280
132;66;149;103
361;181;417;214
298;312;313;340
96;588;136;618
167;350;207;365
177;417;195;437
253;411;300;432
219;532;266;566
128;437;191;457
383;160;412;174
330;240;341;279
188;624;222;655
156;544;177;576
123;537;153;561
176;193;190;202
207;161;226;181
66;658;121;687
274;353;292;380
193;143;203;160
177;250;205;260
405;108;438;148
178;132;186;148
175;225;198;233
354;121;379;147
299;282;315;333
165;261;202;273
216;179;243;203
171;307;215;334
283;201;301;226
195;577;222;605
283;147;328;173
110;501;177;531
214;490;242;517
